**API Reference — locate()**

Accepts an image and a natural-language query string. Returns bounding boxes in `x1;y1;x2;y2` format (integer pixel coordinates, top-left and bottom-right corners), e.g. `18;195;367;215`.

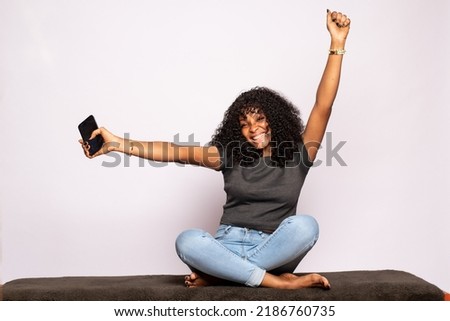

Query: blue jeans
175;215;319;287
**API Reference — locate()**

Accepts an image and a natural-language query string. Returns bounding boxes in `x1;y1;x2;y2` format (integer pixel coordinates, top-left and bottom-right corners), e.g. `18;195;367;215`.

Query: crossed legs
175;215;330;289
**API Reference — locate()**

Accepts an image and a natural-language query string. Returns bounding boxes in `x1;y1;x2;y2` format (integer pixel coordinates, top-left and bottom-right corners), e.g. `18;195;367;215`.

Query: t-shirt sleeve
299;141;314;168
215;145;227;172
299;142;314;168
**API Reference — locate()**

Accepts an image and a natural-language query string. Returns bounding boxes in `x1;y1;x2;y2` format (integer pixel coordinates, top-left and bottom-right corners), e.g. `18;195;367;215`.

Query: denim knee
175;228;206;261
285;215;319;243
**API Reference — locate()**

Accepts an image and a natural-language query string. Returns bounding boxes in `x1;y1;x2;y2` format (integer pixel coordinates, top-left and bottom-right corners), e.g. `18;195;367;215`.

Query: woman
80;9;350;289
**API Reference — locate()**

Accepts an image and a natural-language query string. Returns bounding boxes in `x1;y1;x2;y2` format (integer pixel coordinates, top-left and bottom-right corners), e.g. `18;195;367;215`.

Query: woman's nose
249;122;258;132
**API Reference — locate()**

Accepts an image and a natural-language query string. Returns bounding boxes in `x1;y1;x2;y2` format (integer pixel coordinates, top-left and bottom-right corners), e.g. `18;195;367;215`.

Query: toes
185;273;198;281
312;274;330;289
321;277;331;289
184;273;201;287
185;280;195;288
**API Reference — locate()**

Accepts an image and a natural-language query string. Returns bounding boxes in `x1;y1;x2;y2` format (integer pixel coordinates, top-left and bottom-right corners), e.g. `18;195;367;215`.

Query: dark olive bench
2;270;446;301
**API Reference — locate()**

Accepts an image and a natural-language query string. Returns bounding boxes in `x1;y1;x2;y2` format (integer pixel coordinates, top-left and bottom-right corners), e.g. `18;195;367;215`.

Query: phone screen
78;115;104;156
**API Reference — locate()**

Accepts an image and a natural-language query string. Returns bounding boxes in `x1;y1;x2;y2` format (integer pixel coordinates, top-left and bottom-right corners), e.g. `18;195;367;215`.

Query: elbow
313;102;333;117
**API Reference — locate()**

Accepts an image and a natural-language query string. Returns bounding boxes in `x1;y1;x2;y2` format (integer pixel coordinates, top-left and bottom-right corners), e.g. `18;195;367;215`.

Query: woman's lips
251;132;266;144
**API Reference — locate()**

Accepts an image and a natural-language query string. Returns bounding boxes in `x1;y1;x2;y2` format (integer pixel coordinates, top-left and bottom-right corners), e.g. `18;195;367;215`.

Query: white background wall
1;0;449;292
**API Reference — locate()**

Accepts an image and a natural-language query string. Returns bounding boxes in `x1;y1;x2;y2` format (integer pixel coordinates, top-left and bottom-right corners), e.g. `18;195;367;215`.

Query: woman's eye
240;123;248;128
257;116;265;122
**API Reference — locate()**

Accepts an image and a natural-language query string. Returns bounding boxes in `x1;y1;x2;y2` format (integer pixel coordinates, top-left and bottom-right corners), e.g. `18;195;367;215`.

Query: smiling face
239;110;272;156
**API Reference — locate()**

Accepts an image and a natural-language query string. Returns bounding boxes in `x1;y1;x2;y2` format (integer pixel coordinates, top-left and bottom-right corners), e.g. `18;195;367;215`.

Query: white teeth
253;134;264;140
251;133;265;143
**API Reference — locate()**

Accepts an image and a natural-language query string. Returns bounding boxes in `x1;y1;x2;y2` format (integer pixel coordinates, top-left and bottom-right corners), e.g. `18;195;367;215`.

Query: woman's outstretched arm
79;127;221;170
302;9;351;162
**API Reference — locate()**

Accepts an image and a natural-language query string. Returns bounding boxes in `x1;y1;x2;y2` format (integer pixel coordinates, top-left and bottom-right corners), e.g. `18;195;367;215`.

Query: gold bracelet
329;49;346;55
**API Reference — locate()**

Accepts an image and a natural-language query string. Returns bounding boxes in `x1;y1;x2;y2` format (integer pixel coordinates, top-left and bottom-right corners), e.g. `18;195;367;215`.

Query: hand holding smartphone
78;115;105;156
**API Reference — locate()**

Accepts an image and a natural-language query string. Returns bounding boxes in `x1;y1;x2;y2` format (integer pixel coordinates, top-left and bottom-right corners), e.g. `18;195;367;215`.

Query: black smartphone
78;115;104;156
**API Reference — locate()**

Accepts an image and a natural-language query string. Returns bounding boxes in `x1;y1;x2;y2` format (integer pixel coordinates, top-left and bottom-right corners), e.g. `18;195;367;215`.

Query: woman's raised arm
302;9;351;162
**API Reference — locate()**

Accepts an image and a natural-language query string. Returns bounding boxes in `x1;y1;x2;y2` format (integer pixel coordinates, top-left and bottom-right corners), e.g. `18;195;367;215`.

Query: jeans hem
245;267;265;287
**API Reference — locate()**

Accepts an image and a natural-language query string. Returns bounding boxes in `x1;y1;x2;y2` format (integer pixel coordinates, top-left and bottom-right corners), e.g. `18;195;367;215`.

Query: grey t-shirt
219;143;312;232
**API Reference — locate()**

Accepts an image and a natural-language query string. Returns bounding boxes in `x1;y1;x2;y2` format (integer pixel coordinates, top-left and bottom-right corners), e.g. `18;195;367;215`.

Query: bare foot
262;272;331;290
184;272;225;288
281;273;330;289
184;271;330;290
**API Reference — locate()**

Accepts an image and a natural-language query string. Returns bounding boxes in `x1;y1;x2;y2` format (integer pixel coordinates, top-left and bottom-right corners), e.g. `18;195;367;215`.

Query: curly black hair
209;87;305;167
